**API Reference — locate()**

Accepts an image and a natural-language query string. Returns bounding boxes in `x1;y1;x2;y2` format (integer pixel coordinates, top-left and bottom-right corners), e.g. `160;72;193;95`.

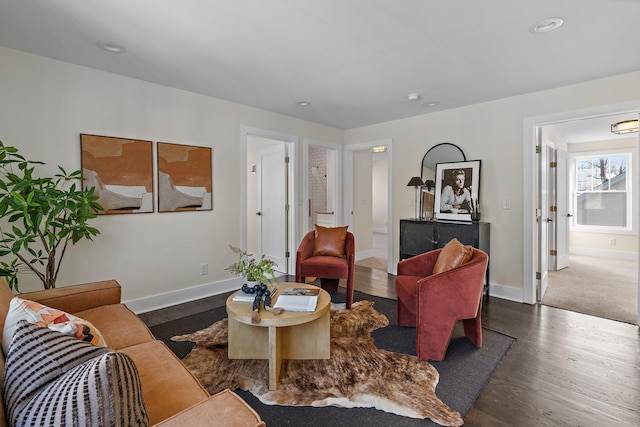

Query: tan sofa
0;279;265;427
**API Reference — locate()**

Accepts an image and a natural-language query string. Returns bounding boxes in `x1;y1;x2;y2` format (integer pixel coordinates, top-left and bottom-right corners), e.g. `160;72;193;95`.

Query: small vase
471;212;481;223
245;280;261;287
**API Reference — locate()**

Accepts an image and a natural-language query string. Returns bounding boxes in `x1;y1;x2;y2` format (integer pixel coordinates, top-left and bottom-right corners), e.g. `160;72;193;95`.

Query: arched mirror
420;143;465;220
421;143;466;184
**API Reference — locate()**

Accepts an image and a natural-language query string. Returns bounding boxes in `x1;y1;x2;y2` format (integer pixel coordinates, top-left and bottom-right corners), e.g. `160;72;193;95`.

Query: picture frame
434;160;481;222
80;134;154;214
157;142;213;212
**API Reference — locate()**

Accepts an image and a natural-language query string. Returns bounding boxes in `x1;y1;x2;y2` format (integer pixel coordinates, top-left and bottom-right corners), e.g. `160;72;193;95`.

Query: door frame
344;139;394;274
523;101;640;325
241;126;298;275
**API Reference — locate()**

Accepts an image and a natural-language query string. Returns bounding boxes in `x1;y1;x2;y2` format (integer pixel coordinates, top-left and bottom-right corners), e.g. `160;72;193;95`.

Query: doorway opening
303;139;341;233
242;127;298;276
344;139;394;274
525;105;640;325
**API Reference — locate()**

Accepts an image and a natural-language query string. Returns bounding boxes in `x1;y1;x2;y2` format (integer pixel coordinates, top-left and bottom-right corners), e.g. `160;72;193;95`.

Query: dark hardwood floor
139;265;640;426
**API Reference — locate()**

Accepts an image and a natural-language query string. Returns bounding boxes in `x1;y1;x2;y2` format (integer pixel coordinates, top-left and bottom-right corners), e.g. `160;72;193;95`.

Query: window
573;152;631;229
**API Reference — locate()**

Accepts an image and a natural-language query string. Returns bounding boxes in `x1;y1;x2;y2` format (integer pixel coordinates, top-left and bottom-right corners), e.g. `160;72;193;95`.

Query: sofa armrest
19;280;122;313
153;390;265;427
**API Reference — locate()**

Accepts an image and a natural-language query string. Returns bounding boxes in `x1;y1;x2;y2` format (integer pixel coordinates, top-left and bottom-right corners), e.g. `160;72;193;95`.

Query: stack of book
272;287;320;312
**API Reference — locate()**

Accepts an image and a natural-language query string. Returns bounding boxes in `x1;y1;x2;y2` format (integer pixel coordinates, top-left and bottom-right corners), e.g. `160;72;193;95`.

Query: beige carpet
543;254;638;324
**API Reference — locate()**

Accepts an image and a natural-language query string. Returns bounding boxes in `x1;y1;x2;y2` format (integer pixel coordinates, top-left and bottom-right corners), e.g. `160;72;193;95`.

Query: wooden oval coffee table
226;282;331;390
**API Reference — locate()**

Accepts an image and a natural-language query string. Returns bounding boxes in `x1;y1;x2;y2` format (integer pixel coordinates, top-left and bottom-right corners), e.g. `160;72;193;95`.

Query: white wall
352;149;373;256
344;71;640;301
0;46;342;309
372;154;388;232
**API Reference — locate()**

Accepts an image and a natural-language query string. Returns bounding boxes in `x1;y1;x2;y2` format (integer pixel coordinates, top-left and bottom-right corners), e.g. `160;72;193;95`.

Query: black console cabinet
399;219;490;295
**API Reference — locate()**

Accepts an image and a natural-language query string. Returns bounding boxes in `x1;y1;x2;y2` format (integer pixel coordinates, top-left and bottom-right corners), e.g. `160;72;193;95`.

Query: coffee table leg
268;326;283;390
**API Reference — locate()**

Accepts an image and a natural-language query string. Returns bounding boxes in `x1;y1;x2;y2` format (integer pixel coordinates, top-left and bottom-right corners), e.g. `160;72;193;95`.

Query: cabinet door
400;221;436;258
435;223;478;248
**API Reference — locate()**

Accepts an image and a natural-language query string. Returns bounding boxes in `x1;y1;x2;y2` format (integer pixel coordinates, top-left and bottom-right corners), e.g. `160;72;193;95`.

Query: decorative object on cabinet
80;134;154;214
406;176;424;219
399;219;490;296
421;143;466;184
157;142;212;212
434;160;481;222
421;143;466;220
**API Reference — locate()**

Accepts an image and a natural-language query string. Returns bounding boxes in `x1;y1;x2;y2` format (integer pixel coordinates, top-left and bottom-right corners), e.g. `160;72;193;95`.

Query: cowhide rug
171;300;463;426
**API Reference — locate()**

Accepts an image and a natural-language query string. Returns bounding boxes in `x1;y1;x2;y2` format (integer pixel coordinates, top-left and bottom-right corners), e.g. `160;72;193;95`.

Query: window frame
569;148;636;235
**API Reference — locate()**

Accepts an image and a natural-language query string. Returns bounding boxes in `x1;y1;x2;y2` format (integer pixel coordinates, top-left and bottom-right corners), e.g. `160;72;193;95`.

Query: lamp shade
407;176;424;187
424;180;435;191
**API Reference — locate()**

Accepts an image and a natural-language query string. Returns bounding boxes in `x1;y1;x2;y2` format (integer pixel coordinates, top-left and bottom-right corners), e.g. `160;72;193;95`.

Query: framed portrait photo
434;160;481;222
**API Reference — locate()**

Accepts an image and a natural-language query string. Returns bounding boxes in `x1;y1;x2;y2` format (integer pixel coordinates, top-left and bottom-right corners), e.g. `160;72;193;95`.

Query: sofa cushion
313;225;348;257
154;390;266;427
2;297;107;355
120;340;209;425
4;321;148;427
74;303;156;350
432;238;473;275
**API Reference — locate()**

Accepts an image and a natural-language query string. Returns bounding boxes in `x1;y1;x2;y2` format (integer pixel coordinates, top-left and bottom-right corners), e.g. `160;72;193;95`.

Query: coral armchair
295;230;355;308
395;247;489;361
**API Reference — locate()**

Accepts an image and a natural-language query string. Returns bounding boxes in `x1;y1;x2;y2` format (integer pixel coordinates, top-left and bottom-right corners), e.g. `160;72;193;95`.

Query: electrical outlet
200;263;208;275
502;199;511;210
609;238;616;246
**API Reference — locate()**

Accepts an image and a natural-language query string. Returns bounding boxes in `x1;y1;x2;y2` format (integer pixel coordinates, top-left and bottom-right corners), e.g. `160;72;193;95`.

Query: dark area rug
150;291;514;426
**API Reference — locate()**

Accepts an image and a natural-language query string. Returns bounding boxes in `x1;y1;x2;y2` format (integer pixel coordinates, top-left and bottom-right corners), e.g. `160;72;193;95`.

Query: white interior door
258;144;287;273
537;129;550;300
555;148;570;270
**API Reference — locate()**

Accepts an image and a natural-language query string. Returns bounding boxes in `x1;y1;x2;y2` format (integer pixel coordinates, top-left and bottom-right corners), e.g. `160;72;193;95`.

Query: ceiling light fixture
407;93;421;101
296;101;311;107
611;119;639;135
97;40;126;53
529;17;564;34
372;146;386;153
424;101;440;108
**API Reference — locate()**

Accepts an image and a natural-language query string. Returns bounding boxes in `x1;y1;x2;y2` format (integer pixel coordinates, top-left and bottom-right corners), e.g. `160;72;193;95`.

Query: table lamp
406;177;424;219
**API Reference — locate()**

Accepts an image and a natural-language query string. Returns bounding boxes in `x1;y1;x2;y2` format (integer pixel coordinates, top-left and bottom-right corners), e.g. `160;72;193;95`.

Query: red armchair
295;230;355;308
395;247;488;361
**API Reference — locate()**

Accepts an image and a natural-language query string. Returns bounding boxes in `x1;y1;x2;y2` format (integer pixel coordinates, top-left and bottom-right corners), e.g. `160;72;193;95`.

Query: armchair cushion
313;225;348;257
432;238;473;274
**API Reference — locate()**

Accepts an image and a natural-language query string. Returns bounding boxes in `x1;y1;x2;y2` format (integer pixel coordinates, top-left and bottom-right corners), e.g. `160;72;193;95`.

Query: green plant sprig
225;245;277;284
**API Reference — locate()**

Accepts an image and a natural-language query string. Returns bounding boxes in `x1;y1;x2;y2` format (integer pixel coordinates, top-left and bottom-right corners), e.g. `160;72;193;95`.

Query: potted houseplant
225;245;277;285
0;141;103;291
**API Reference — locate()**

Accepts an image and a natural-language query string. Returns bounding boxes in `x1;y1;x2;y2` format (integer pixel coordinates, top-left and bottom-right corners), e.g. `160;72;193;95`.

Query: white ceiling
0;0;639;131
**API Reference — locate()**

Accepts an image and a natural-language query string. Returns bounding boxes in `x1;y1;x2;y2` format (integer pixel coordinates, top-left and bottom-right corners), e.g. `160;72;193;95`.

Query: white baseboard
570;247;638;261
488;283;524;303
372;227;387;234
124;277;240;314
355;249;374;261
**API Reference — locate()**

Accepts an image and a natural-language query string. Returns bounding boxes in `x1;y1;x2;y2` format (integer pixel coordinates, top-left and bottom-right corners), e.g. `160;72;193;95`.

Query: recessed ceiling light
296;101;311;107
97;40;126;53
529;17;564;34
407;93;421;101
423;101;440;108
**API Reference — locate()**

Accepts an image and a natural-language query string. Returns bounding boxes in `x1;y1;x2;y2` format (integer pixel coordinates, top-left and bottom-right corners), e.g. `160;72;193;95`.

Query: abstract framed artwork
434;160;481;222
80;134;154;214
157;142;212;212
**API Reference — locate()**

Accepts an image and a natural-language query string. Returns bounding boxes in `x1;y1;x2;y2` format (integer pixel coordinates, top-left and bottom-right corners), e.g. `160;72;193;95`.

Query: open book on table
272;287;320;312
